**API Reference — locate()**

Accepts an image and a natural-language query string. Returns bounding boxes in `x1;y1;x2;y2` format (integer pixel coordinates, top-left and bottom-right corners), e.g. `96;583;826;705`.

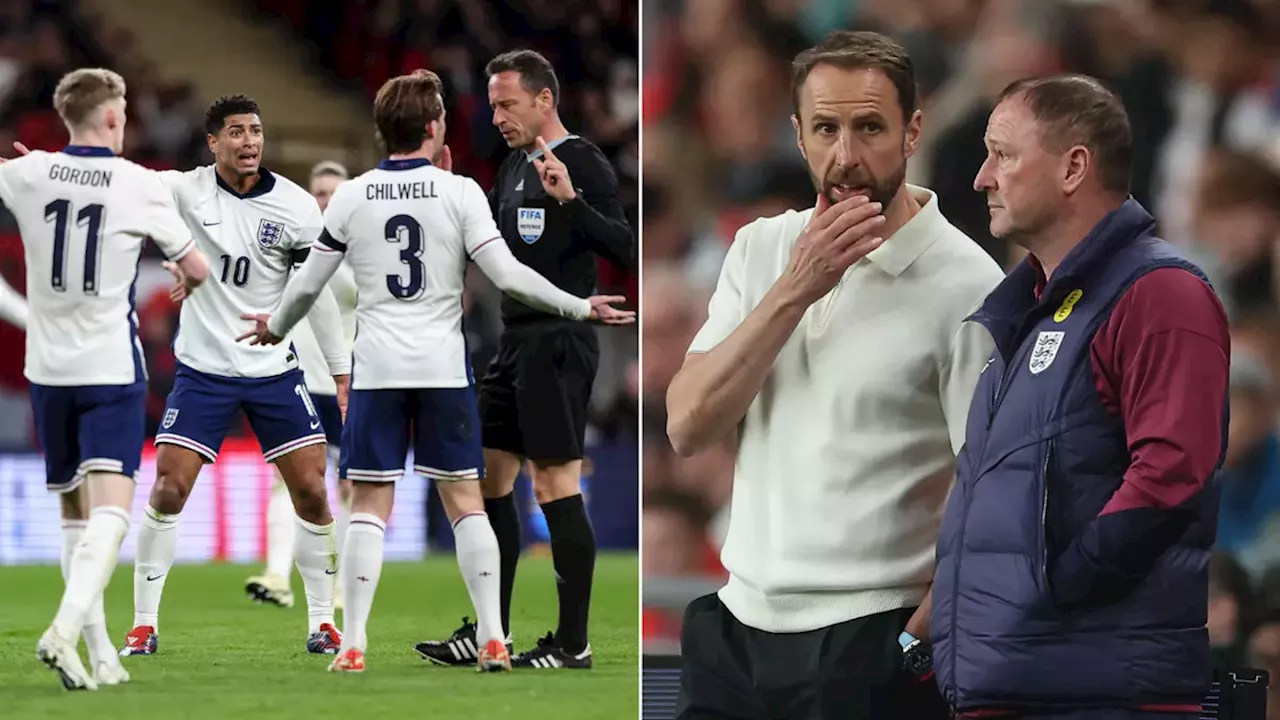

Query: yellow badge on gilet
1054;289;1083;322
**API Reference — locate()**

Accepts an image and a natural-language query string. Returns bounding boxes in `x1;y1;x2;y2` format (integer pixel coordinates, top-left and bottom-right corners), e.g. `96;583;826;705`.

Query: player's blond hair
373;69;444;155
310;160;349;181
53;68;127;128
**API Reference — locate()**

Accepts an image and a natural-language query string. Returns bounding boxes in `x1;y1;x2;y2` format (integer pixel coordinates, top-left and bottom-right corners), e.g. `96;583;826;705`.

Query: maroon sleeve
1050;267;1229;608
1092;267;1231;513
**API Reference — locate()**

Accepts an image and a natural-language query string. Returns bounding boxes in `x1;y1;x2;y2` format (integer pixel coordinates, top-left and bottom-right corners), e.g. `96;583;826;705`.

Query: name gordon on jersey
367;181;438;201
49;163;112;188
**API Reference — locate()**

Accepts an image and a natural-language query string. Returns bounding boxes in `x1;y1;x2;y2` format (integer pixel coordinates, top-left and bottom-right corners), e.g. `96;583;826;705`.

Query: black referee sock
484;492;522;639
540;494;596;655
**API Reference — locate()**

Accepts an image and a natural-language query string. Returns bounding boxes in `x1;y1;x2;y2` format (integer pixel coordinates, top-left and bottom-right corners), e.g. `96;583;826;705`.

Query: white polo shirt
687;185;1005;633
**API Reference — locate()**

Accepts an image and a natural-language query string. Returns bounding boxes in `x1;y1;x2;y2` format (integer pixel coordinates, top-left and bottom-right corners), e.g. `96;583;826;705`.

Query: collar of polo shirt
859;185;946;278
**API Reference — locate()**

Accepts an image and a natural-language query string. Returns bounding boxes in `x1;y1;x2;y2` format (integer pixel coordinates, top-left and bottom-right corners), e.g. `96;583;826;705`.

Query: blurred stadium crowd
640;0;1280;702
0;0;638;473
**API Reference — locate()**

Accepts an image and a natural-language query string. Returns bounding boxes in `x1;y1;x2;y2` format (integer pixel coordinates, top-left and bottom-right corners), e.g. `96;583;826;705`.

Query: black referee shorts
676;594;948;720
478;323;599;463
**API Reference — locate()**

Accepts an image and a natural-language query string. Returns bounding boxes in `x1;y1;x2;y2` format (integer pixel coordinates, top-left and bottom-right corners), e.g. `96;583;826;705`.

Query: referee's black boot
413;617;512;667
511;632;593;670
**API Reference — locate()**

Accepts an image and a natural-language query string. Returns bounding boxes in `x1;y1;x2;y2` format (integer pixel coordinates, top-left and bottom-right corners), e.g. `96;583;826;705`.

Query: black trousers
675;593;949;720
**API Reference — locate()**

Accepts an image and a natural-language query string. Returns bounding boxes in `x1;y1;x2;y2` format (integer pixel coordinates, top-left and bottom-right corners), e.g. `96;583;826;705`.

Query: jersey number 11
45;199;105;295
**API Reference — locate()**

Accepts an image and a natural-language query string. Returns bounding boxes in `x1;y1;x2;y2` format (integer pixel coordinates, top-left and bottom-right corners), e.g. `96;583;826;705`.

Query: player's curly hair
205;95;261;135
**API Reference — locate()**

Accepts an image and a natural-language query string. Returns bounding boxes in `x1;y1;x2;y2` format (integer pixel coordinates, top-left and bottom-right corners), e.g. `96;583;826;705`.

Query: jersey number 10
219;254;251;287
45;199;105;295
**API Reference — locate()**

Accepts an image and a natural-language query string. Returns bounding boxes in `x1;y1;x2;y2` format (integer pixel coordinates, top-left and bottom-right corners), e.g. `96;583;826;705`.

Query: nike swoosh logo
146;574;165;582
310;420;321;429
324;569;337;575
202;220;220;226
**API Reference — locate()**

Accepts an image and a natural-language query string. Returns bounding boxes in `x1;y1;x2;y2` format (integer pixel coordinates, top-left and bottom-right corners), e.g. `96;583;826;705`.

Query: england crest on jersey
161;408;180;429
1028;331;1065;375
517;207;545;244
257;218;285;248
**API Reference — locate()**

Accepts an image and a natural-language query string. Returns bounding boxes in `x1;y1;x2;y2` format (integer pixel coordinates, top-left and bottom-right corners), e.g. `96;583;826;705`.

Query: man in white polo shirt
665;30;1004;719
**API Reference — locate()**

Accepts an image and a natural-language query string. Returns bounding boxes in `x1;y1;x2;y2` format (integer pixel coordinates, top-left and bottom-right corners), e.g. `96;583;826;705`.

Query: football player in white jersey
244;160;357;610
119;95;350;658
0;68;211;690
239;70;634;674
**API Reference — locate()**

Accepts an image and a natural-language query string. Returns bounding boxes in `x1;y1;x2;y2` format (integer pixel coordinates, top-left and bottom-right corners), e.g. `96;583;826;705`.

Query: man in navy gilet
929;75;1231;719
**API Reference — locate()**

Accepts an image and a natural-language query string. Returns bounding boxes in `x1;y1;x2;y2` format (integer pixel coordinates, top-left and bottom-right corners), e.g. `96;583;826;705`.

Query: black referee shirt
487;134;634;328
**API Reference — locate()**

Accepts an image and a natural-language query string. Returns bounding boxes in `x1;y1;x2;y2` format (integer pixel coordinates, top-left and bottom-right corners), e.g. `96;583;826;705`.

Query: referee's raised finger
536;136;558;161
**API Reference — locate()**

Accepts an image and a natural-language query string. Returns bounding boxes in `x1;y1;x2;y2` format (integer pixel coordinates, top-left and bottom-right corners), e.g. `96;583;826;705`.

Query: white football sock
334;495;349;607
60;519;112;663
52;506;129;640
132;505;179;631
335;494;350;564
452;512;504;646
82;591;115;667
60;519;86;581
266;479;296;580
294;517;337;634
340;513;385;652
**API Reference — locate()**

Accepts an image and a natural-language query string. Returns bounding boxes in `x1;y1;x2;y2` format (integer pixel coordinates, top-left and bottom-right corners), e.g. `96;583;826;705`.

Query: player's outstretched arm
178;249;210;286
302;283;352;375
471;240;634;325
238;249;344;345
302;280;352;417
0;142;28;329
161;250;211;303
327;262;358;315
0;272;28;329
166;247;211;297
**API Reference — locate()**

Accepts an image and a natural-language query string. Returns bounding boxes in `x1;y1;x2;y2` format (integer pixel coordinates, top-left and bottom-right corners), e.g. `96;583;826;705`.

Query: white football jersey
323;159;498;389
161;166;322;378
293;260;355;395
0;147;193;386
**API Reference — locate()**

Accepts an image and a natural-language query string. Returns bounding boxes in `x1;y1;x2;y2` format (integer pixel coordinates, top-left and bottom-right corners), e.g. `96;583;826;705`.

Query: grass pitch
0;554;639;718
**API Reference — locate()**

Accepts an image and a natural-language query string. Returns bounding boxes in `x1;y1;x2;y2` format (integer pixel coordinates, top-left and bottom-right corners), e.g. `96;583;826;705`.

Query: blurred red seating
16;110;68;152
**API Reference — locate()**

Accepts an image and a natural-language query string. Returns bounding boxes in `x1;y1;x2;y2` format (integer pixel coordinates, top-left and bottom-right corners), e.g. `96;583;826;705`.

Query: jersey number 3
45;199;105;294
385;214;425;301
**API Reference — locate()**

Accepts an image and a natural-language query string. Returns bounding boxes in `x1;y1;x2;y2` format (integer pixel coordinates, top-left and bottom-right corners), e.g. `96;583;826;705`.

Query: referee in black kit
413;49;634;670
